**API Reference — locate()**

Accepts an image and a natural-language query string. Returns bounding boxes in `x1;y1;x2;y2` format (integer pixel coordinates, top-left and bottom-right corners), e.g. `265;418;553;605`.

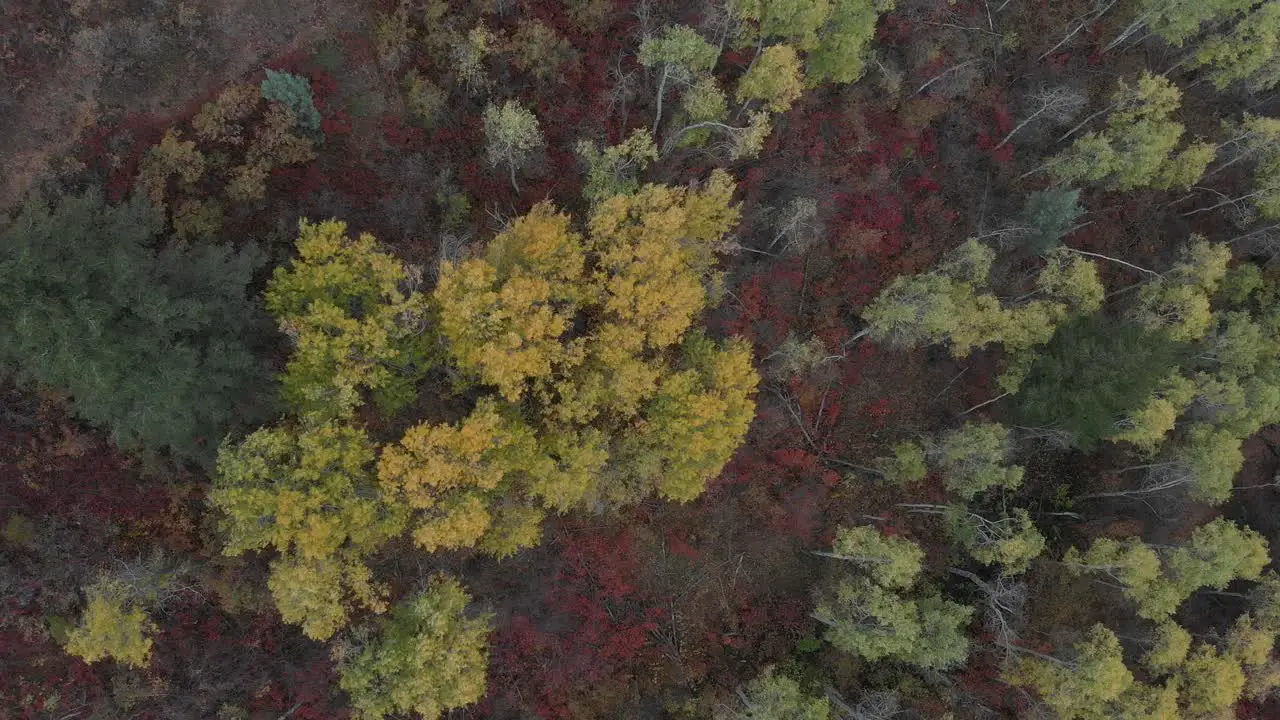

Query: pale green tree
902;503;1045;574
338;575;492;720
814;579;972;669
1190;2;1280;91
1192;114;1280;221
483;100;545;192
1006;624;1133;720
804;0;896;84
873;441;928;485
1249;571;1280;629
1179;644;1247;717
577;129;659;204
1110;372;1198;455
507;20;578;81
932;422;1025;499
269;551;388;641
814;525;924;588
1141;0;1259;47
719;666;830;720
668;90;775;160
1164;517;1270;597
451;24;497;95
764;333;829;380
731;0;832;50
736;44;804;112
730;0;895;85
1130;237;1231;342
1049;73;1213;191
1111;681;1181;720
943;506;1046;574
1064;537;1178;619
1035;247;1107;313
861;239;1009;356
638;25;720;132
1143;621;1192;674
1227;613;1277;667
861;238;1099;365
813;530;972;669
674;75;729;149
1135;423;1245;503
1065;518;1269;620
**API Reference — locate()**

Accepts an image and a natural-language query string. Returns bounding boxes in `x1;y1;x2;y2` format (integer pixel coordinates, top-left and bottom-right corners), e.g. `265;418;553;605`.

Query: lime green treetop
731;0;896;84
65;577;159;669
1064;518;1269;620
265;219;431;421
718;667;830;720
1049;73;1213;191
813;528;973;669
338;575;492;720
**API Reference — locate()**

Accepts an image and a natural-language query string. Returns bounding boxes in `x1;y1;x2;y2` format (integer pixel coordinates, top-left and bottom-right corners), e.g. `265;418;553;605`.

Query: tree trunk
652;65;670;134
1063;247;1159;275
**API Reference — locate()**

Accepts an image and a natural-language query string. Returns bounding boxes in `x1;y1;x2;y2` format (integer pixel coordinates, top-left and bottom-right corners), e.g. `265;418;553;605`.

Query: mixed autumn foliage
6;0;1280;718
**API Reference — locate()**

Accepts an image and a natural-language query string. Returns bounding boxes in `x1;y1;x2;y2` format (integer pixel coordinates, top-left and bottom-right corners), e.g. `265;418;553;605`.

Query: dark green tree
0;190;272;464
1014;314;1185;449
1018;188;1085;254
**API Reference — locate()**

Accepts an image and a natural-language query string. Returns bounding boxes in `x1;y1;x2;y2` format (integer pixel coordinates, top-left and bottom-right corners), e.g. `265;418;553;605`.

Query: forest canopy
4;0;1280;718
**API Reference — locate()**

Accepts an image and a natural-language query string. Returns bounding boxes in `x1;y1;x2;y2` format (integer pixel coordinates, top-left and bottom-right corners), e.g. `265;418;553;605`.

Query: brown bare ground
0;0;365;211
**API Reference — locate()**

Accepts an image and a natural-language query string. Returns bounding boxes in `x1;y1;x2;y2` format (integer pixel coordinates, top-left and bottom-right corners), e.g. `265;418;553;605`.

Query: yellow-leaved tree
383;169;758;557
211;421;405;640
265;219;433;421
211;222;425;640
64;578;158;669
210;174;758;671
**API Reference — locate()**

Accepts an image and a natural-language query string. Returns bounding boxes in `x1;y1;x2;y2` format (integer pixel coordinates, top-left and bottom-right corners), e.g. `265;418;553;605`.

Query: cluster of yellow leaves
192;83;262;146
268;552;389;641
211;421;406;639
1111;372;1198;455
64;582;157;669
378;397;610;557
379;400;546;556
212;174;758;649
615;334;759;501
227;105;317;203
389;171;758;552
436;206;585;401
587;172;737;348
136;130;205;205
267;220;431;420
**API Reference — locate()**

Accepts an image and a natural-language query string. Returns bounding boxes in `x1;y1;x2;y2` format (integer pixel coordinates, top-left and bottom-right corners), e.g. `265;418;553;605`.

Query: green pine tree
0;189;273;465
